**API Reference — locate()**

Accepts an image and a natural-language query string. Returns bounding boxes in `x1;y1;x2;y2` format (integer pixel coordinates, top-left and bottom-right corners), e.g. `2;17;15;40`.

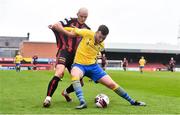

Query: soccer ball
95;94;109;108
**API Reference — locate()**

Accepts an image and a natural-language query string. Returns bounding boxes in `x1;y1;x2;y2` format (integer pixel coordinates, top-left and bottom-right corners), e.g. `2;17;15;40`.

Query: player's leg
170;66;173;72
71;65;87;109
124;65;127;71
98;75;135;104
140;66;143;73
16;63;20;72
43;50;67;107
15;64;18;72
89;65;137;105
173;66;175;72
61;65;73;102
61;56;84;102
98;75;146;106
123;65;126;71
33;62;37;70
18;64;21;72
101;63;105;70
89;64;146;106
43;64;65;107
62;78;84;102
122;65;125;71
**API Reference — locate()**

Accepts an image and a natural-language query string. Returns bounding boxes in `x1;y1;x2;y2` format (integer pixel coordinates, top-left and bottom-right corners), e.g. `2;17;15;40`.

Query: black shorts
101;63;106;68
169;65;174;70
33;61;37;65
56;49;75;72
123;64;127;68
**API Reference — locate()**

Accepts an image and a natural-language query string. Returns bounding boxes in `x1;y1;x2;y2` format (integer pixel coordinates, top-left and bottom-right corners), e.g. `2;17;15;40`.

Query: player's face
95;31;106;44
77;12;88;24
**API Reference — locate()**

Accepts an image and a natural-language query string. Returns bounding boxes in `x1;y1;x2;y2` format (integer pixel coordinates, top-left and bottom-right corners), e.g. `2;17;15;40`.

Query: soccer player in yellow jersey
14;52;23;72
139;56;146;73
60;25;146;109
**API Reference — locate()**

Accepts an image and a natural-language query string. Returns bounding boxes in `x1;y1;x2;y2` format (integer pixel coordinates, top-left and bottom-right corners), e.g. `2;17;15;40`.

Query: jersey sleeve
64;27;89;37
59;17;73;27
74;28;88;37
64;27;75;31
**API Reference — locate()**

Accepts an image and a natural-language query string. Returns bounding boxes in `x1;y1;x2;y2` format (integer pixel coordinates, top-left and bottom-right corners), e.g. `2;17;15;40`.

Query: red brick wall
19;41;58;58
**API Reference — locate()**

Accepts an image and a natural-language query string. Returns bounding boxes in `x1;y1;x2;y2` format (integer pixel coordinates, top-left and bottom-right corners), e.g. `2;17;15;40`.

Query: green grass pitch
0;70;180;114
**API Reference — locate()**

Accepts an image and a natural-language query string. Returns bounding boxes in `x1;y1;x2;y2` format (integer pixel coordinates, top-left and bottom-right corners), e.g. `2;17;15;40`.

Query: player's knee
70;67;83;81
108;83;117;90
55;70;64;78
71;73;81;81
71;71;81;79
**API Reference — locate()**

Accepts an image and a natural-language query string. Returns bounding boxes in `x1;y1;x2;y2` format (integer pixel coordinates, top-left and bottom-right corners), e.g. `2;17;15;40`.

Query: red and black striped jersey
52;17;90;53
169;60;176;66
101;56;107;64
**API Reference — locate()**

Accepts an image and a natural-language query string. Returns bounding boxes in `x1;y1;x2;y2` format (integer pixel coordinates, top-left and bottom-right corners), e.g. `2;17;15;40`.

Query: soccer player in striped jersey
169;57;176;72
101;53;108;70
122;58;128;71
60;25;146;109
43;8;90;107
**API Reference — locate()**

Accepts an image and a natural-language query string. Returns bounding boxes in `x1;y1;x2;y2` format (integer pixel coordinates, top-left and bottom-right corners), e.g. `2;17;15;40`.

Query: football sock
18;67;20;72
72;80;85;104
47;76;60;97
66;84;74;94
66;79;84;94
114;87;135;104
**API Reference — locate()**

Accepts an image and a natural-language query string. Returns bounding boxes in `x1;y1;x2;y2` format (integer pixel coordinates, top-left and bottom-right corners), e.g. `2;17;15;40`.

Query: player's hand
71;25;76;28
48;25;53;29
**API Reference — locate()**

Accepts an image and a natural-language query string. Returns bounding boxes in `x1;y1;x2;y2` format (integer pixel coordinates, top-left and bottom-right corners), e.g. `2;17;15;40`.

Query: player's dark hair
98;25;109;36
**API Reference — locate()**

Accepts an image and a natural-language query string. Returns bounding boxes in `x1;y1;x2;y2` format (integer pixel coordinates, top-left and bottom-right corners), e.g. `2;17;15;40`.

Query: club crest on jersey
86;39;102;52
86;39;90;45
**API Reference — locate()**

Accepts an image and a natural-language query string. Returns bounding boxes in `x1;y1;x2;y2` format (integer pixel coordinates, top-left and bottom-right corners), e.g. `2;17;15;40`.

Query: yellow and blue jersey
14;55;23;64
139;58;146;66
64;27;104;65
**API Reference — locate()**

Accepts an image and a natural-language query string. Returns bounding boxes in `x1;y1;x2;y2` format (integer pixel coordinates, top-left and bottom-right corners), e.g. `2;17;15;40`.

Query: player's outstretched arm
48;22;76;37
48;22;63;31
63;27;79;37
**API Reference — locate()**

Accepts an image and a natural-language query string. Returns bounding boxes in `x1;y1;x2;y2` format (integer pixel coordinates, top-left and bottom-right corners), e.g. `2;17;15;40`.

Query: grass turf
0;70;180;114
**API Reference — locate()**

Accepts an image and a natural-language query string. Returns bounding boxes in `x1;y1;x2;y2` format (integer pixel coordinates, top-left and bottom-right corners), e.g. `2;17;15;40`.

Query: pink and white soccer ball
95;94;109;108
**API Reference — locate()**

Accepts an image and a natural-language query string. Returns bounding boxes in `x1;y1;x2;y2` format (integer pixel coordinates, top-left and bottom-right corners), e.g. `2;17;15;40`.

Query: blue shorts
72;63;107;83
16;63;21;67
139;66;144;69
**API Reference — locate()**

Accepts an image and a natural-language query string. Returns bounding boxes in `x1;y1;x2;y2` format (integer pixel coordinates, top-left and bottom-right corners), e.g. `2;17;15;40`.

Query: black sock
47;76;60;97
66;84;74;94
66;79;84;94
